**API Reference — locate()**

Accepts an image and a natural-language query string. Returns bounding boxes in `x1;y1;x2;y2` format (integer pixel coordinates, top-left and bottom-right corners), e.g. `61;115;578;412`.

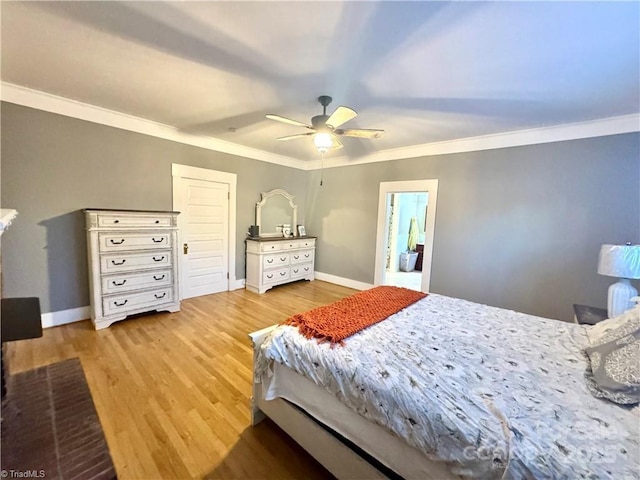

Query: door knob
183;243;189;254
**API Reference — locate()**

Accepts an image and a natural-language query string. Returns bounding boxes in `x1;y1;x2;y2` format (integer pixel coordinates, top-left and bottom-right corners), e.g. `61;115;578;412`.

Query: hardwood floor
5;280;357;480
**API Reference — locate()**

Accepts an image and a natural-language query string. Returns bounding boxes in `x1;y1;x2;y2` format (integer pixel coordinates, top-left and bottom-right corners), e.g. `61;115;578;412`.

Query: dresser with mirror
245;189;315;294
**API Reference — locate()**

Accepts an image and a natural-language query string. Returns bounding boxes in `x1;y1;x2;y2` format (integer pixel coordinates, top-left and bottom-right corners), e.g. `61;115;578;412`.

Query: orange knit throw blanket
283;286;427;345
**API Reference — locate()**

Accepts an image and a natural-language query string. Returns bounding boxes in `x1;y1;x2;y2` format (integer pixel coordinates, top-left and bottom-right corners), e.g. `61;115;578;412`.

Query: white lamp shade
597;244;640;279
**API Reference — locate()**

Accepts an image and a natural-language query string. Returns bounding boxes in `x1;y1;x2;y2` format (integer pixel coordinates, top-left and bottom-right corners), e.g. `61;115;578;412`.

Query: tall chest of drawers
85;209;181;329
245;237;316;294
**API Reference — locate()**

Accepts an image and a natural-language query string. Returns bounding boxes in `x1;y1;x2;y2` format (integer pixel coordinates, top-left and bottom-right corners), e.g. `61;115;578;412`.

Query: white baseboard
41;276;359;328
314;272;374;291
41;305;91;329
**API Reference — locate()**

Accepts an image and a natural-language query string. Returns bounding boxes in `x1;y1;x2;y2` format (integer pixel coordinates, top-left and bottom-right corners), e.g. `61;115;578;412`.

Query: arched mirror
256;189;298;237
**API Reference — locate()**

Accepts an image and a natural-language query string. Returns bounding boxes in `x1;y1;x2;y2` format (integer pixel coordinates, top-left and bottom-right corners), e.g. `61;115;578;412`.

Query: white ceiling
2;1;639;163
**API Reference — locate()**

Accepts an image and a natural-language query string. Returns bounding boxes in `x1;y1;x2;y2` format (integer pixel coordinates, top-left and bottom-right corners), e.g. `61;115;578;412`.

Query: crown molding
305;113;640;170
0;82;305;170
2;82;638;172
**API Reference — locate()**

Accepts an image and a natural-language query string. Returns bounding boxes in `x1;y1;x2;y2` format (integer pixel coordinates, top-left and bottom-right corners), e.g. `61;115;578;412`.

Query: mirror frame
256;188;298;237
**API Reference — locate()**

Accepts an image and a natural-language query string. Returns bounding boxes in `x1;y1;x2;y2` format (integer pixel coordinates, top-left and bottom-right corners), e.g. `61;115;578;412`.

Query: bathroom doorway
385;192;428;290
374;180;439;292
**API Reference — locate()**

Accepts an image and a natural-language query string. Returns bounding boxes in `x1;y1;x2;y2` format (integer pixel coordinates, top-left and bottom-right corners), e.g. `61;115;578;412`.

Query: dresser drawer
290;264;313;279
99;232;172;252
291;249;314;265
281;240;299;250
102;287;173;317
263;268;289;285
263;253;289;269
100;250;172;274
260;242;282;252
101;269;173;294
298;239;315;248
97;214;172;228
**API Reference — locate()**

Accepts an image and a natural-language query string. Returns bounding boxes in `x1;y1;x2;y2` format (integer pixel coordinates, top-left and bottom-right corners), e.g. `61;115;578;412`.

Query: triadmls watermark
1;470;46;479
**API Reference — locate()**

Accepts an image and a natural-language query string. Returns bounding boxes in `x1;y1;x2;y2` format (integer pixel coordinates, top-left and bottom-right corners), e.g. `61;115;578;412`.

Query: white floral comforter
259;293;639;479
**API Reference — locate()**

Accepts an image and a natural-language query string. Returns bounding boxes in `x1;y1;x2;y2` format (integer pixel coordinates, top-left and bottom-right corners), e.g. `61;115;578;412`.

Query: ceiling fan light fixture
266;95;383;154
313;132;333;153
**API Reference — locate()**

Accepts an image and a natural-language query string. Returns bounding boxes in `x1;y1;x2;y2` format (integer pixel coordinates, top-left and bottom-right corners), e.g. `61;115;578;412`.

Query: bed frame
249;326;387;479
249;326;459;480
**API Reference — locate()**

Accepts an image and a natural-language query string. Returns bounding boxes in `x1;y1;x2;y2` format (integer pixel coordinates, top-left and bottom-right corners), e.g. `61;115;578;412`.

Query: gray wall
1;102;306;313
2;102;639;321
306;134;640;321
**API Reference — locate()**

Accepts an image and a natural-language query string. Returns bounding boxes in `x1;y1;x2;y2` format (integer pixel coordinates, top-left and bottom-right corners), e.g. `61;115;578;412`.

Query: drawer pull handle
111;259;126;265
112;280;127;286
293;255;300;260
293;269;299;273
280;257;286;262
267;259;274;264
280;271;286;276
154;293;166;299
266;274;273;279
304;254;310;258
155;220;160;224
304;267;310;271
152;237;164;243
114;219;120;224
114;300;128;307
153;274;165;281
110;239;125;245
153;256;165;262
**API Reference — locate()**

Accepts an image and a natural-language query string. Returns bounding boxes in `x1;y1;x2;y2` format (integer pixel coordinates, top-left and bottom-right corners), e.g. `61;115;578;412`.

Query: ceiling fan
266;95;384;153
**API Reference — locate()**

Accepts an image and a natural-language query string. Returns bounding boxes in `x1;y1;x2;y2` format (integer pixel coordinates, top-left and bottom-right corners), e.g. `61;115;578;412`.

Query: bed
249;287;639;479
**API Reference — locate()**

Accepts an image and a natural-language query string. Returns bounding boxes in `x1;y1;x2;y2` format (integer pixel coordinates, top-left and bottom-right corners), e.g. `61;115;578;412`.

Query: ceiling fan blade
335;128;385;139
266;114;312;128
330;136;344;150
276;133;314;141
325;106;357;129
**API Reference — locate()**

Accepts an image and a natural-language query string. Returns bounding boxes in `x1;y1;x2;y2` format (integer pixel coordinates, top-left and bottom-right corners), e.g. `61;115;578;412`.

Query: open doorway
374;180;439;292
385;192;428;290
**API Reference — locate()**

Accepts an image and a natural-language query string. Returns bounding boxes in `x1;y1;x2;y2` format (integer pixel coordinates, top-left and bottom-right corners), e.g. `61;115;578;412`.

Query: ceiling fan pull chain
320;152;324;186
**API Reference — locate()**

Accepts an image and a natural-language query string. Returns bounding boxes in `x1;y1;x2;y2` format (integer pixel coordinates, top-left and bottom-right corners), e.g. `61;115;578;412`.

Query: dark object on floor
1;358;117;480
1;297;43;399
2;297;43;342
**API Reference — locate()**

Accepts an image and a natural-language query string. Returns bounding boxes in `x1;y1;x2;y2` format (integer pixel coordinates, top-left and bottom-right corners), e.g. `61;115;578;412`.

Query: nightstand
573;304;608;325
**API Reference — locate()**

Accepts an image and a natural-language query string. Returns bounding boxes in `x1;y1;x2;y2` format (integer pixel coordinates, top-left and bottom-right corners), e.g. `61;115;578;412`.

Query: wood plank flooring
5;280;357;480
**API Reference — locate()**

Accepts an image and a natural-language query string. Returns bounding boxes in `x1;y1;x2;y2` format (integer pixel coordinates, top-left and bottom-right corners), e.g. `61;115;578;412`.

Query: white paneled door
176;177;229;299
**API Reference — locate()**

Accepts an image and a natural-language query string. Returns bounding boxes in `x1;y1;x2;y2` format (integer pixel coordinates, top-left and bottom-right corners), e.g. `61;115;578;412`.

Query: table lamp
597;244;640;318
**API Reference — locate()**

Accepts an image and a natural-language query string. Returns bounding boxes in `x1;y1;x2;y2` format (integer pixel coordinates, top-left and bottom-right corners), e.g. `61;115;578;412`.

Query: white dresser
245;237;316;294
85;209;180;329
